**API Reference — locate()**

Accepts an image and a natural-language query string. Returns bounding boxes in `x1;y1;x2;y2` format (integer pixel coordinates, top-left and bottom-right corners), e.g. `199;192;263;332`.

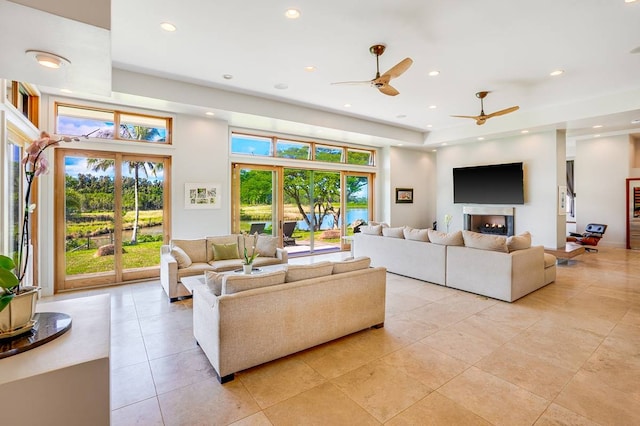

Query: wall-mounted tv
453;162;524;204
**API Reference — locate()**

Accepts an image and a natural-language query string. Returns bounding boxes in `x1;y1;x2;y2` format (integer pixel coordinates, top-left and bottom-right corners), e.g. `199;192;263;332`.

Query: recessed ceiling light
432;149;437;152
441;143;448;146
222;74;233;80
26;50;70;69
160;22;176;32
205;112;215;116
396;114;407;119
632;119;640;124
625;0;636;3
343;103;351;108
284;8;301;19
477;137;485;141
426;124;433;128
594;134;601;137
60;88;73;94
398;144;404;146
521;130;529;134
592;125;603;129
550;69;564;76
428;105;437;109
304;66;316;72
428;70;440;77
274;83;288;90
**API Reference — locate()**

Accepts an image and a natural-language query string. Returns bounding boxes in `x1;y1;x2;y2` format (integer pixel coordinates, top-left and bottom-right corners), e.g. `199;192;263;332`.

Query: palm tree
86;155;163;244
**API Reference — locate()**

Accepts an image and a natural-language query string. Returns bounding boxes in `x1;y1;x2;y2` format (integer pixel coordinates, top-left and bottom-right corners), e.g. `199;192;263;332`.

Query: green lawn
65;240;163;275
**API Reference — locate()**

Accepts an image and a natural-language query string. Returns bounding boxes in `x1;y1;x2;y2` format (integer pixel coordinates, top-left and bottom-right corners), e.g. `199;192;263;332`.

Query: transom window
55;104;172;144
231;132;375;166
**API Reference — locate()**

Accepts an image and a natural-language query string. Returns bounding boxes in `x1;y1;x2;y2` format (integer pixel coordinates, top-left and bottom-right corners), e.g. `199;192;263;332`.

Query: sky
64;157;164;181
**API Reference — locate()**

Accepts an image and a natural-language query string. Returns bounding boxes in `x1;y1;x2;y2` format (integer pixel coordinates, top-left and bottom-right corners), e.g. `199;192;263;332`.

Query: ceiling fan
332;44;413;96
451;91;519;125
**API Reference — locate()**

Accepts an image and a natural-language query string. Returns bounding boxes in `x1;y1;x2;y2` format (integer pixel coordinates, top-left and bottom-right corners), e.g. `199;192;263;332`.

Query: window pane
231;134;273;156
315;145;343;163
56;105;114;138
119;114;168;143
276;140;310;160
347;149;373;166
8;143;22;256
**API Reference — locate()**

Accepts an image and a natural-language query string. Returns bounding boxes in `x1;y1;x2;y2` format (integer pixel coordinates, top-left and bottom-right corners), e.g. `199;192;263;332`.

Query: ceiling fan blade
381;58;413;79
486;106;519;118
378;84;399;96
450;114;481;119
330;80;372;86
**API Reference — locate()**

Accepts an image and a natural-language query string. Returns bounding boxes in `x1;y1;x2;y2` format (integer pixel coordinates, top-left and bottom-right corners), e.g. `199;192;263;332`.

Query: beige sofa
160;234;288;301
354;227;556;302
192;257;386;383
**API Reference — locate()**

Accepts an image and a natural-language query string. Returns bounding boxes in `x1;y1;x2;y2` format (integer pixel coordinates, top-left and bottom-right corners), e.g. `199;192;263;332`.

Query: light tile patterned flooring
45;247;640;425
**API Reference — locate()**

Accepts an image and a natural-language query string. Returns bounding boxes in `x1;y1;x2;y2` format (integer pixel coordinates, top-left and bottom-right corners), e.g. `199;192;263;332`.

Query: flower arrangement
444;214;453;232
0;131;80;312
243;246;259;265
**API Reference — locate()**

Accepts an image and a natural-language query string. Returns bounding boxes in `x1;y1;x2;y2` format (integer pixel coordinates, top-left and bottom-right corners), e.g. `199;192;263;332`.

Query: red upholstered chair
567;223;607;252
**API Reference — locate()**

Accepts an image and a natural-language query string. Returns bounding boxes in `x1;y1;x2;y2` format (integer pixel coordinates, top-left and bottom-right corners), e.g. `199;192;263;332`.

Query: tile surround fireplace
463;206;515;237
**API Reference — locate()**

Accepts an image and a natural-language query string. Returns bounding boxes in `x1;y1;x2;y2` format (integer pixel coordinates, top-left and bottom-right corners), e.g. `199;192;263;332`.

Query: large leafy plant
0;255;19;311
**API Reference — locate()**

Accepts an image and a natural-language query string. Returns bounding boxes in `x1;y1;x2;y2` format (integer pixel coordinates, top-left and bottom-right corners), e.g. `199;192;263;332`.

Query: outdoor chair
249;222;266;234
283;221;297;246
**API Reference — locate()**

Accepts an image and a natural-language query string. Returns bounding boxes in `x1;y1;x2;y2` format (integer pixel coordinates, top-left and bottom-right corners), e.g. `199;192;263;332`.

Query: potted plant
242;246;259;274
0;131;79;338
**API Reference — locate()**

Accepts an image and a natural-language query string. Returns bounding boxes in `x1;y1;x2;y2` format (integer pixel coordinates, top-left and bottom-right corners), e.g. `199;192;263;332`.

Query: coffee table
180;263;287;295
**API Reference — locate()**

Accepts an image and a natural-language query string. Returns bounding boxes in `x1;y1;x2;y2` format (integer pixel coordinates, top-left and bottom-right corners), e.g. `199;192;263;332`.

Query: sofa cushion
177;262;216;279
170;245;192;268
462;230;508;253
332;256;371;274
360;225;382;235
507;231;532;252
208;259;244;272
171;239;206;263
222;270;286;295
544;253;557;268
285;262;334;283
213;242;240;260
427;229;464;246
403;227;430;242
382;226;405;238
204;271;224;296
255;235;278;257
369;221;389;228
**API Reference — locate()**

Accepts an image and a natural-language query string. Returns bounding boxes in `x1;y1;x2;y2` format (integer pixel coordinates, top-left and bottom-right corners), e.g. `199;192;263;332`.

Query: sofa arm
160;245;179;300
275;247;288;263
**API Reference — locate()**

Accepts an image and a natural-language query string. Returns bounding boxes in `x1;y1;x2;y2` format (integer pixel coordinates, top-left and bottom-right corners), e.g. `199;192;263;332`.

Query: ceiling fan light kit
451;91;519;125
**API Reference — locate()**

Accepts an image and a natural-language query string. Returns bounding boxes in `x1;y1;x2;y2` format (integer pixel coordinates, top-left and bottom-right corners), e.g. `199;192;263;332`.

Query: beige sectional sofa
354;226;556;302
160;234;288;301
192;257;386;382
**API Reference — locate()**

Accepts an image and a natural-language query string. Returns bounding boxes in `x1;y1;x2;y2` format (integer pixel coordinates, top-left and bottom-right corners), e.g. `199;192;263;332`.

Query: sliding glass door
55;149;170;290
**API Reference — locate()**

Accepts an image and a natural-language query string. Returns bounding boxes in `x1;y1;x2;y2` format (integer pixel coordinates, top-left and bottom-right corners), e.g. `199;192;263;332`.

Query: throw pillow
255;235;278;257
222;270;286;295
382;226;405;238
212;242;240;260
462;230;508;253
507;231;532;252
332;256;371;274
369;221;389;228
427;229;464;246
170;246;192;268
204;271;224;296
360;225;382;235
285;262;334;282
403;227;430;242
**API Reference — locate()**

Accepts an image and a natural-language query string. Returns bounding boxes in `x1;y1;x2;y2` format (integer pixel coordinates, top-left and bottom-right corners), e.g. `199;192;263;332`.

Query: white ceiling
2;0;640;146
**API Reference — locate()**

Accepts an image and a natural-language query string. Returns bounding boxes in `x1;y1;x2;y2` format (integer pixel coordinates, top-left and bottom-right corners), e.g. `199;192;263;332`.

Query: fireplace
463;206;515;237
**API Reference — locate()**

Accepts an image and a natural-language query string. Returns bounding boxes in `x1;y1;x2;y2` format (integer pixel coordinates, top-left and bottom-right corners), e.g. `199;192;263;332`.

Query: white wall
389;147;436;228
436;131;564;248
574;134;633;247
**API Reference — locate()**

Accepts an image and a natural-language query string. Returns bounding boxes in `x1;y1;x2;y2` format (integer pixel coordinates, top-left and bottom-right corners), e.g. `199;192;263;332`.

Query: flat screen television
453;162;524;204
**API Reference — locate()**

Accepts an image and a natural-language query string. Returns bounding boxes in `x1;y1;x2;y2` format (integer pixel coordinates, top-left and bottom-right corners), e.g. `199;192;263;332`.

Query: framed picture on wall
185;183;221;209
395;188;413;204
558;185;567;215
